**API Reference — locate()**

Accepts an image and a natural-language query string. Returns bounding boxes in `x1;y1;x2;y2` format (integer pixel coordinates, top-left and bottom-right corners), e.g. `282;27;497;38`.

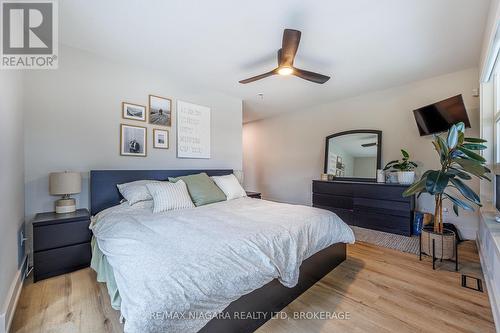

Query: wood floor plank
11;241;495;333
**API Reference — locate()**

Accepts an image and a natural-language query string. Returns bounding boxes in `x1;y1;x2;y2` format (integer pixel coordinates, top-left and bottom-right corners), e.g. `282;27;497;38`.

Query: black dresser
32;209;92;282
312;180;415;236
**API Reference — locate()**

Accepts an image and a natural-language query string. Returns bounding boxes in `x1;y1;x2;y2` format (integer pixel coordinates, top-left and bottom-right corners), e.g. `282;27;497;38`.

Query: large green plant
403;122;490;234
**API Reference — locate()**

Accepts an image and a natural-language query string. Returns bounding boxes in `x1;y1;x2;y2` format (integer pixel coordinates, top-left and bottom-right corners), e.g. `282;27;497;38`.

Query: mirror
324;130;382;181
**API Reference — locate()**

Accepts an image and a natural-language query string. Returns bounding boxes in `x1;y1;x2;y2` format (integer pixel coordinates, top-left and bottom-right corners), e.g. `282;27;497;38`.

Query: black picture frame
324;129;382;182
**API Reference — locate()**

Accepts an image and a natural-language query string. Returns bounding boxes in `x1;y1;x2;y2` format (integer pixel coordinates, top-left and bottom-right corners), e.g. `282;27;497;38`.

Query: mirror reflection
326;132;381;179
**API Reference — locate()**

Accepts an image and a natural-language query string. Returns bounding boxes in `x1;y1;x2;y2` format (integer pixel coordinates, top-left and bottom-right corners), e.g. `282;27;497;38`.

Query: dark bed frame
90;169;347;333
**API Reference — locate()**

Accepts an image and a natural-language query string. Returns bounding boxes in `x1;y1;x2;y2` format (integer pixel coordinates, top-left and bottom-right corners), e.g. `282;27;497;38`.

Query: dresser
32;209;92;282
312;180;415;236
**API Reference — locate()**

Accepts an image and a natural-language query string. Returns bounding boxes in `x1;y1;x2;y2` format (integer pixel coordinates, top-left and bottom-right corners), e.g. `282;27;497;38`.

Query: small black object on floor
461;275;483;292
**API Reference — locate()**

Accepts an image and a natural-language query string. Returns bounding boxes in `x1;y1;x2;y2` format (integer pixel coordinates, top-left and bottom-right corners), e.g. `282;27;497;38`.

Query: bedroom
1;0;499;332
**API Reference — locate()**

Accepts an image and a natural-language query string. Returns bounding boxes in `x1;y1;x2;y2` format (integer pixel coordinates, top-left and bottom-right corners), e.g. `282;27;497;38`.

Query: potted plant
403;122;490;263
383;149;418;184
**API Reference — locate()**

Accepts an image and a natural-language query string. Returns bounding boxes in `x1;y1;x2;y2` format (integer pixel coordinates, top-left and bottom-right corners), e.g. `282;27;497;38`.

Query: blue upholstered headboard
90;169;233;215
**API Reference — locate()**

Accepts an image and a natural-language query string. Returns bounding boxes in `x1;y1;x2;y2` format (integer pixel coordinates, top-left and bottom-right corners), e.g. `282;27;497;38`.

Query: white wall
0;71;25;331
244;68;480;239
479;0;500;80
24;46;243;219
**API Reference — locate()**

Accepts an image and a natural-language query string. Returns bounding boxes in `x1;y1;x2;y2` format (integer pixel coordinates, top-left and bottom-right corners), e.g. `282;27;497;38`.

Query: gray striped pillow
146;180;195;213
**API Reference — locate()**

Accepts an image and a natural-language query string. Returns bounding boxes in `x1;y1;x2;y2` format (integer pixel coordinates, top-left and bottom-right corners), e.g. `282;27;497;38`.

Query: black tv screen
413;94;471;136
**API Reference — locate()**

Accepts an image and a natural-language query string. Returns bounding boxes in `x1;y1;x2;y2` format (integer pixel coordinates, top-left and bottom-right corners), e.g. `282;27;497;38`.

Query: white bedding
91;197;354;333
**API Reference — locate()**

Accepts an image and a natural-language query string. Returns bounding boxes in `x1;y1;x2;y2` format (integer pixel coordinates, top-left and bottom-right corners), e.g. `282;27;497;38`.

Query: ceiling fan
239;29;330;84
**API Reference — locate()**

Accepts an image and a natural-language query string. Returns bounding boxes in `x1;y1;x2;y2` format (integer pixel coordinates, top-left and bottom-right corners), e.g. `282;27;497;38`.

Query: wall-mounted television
413;94;471;136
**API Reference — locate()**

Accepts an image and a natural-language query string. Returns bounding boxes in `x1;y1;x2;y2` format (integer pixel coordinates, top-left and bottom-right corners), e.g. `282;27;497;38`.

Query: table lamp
49;171;82;213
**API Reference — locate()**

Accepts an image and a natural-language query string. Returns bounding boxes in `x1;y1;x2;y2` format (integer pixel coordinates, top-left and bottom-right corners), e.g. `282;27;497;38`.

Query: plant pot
421;227;456;260
397;171;415;184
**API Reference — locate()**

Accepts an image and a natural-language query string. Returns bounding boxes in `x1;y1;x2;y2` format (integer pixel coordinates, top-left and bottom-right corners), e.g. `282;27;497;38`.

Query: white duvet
91;197;354;333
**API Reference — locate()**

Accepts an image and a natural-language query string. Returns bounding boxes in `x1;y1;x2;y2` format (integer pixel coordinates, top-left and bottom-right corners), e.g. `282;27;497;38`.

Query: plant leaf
436;136;449;160
443;193;474;211
464;137;487;143
447;124;458;148
452;158;489;179
446;167;472;180
462;143;487;150
457;147;486;162
402;177;426;197
425;171;449;195
401;149;409;159
455;122;465;132
449;178;481;205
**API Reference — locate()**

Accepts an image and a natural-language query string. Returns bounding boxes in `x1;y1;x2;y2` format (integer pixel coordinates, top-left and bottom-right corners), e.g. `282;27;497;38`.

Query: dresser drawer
313;193;353;210
313;181;353;196
33;219;91;252
353;184;410;202
353;197;412;218
353;211;411;236
34;242;91;281
313;205;353;224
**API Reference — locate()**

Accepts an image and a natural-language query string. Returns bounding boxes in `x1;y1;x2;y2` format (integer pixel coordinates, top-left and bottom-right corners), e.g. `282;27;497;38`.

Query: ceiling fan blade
361;143;377;147
281;29;301;67
239;69;277;84
293;68;330;84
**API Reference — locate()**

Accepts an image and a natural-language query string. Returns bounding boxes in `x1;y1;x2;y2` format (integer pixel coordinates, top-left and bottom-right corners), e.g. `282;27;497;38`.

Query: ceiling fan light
278;67;293;75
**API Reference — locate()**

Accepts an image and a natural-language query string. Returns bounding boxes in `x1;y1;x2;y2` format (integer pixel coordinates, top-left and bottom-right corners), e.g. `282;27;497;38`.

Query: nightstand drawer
34;242;91;281
33;219;92;252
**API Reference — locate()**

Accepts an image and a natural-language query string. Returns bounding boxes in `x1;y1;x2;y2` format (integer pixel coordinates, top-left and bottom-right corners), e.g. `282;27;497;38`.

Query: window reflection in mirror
326;132;380;179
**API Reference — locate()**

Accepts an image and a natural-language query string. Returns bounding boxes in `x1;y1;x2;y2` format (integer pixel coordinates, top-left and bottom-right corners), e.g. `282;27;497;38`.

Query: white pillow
211;174;247;200
117;180;159;206
146;180;195;213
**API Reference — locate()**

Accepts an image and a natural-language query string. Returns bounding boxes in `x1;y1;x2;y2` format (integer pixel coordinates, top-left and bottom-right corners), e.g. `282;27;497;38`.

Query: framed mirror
324;130;382;181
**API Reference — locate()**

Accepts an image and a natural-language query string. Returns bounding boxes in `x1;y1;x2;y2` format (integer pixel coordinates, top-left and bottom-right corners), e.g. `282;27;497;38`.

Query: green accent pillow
169;173;226;206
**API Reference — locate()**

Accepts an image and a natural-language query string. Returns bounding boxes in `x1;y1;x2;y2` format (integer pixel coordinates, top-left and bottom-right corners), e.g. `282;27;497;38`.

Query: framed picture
122;102;146;122
336;155;343;169
149;95;172;127
153;129;169;149
120;124;147;157
177;100;211;158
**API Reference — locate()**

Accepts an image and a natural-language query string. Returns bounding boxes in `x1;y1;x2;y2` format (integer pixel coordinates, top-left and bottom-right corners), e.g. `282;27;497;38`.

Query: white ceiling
59;0;491;123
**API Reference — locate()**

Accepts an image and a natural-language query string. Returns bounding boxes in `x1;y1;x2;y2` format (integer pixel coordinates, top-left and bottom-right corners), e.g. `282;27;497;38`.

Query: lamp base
55;198;76;214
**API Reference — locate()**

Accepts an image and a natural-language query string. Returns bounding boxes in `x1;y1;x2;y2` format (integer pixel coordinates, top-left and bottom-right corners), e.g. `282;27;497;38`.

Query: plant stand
419;226;458;271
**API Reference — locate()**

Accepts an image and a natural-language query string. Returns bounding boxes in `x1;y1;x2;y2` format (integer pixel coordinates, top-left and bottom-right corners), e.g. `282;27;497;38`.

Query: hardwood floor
11;241;495;333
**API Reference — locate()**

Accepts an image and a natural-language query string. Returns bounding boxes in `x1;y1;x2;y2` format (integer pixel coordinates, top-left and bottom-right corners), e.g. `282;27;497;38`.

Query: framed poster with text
176;100;211;158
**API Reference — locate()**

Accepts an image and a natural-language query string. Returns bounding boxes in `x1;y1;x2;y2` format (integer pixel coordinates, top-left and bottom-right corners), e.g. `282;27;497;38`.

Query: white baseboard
477;236;500;333
0;257;27;333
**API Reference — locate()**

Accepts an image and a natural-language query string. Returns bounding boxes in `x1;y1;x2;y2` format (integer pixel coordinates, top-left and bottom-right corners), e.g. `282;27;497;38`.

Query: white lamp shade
49;172;82;195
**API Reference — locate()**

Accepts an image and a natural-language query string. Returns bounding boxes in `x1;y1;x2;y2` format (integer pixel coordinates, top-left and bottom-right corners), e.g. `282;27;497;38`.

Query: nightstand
32;208;92;282
246;191;262;199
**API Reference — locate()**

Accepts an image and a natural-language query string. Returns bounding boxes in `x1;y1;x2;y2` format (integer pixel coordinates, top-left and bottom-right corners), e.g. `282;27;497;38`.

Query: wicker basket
421;227;456;260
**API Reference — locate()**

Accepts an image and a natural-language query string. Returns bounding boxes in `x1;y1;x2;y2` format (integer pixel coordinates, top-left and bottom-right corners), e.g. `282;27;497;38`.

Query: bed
89;169;354;333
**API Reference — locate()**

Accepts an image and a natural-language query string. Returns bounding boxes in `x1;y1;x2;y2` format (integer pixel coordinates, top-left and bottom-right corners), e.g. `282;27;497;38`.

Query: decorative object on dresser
312;180;415;236
49;171;82;213
120;123;147;157
32;209;91;282
153;128;169;149
383;149;417;185
246;191;262;199
324;130;382;181
122;102;146;122
403;122;489;270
